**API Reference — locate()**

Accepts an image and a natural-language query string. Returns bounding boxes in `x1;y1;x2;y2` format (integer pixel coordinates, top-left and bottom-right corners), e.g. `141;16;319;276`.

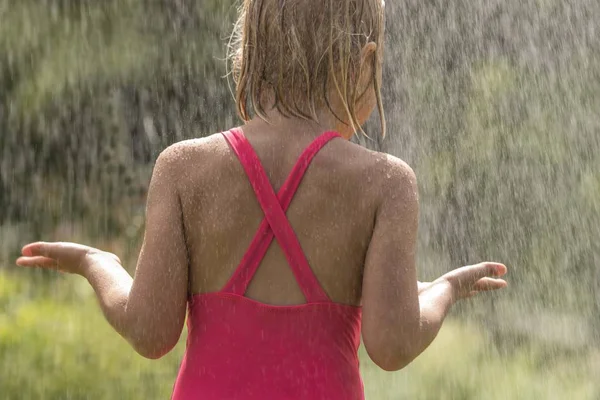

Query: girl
16;0;508;398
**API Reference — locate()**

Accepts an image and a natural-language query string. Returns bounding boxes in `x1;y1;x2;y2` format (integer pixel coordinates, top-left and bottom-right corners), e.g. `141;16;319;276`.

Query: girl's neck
243;107;353;141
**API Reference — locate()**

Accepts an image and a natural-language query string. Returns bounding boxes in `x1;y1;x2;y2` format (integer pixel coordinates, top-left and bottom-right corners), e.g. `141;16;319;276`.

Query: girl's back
179;125;383;307
170;125;390;399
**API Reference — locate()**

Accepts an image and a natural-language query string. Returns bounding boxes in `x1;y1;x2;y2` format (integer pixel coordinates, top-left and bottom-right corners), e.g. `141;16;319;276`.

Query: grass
0;271;597;400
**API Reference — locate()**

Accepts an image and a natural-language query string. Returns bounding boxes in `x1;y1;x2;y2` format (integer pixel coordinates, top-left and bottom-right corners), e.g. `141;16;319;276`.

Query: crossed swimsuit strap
221;128;340;304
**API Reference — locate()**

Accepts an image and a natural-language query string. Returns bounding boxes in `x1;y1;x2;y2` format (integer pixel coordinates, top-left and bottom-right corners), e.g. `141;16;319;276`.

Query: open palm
16;242;120;276
419;262;508;300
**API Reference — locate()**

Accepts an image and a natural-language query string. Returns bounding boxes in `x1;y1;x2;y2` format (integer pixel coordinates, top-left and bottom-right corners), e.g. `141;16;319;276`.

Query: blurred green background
1;0;599;398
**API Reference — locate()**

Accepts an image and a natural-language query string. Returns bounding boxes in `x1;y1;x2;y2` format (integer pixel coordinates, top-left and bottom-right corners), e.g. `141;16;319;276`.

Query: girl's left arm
17;145;189;359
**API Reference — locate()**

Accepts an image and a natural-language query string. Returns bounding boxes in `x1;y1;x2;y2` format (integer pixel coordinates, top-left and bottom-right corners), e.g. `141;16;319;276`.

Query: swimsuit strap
221;128;340;303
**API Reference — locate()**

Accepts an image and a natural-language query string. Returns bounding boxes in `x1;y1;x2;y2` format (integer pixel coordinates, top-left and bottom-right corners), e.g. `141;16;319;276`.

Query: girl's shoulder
155;133;231;168
151;133;234;192
341;141;415;185
312;139;416;209
160;132;226;158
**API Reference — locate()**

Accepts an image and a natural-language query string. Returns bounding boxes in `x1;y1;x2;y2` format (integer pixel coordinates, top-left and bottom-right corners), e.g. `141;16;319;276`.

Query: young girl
16;0;507;398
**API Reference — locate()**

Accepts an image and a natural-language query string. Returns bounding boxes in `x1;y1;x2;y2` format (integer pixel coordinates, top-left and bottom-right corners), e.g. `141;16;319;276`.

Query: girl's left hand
16;242;120;276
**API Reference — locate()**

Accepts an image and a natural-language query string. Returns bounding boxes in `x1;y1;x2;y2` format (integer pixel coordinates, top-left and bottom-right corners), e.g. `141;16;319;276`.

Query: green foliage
0;272;185;399
363;321;598;400
0;0;237;236
0;1;150;114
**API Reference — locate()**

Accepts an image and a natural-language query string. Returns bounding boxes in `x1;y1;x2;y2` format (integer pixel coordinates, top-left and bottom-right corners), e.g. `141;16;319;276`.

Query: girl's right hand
435;262;508;302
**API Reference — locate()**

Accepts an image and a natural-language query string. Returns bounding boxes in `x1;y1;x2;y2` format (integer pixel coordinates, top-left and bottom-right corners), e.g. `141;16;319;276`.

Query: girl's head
229;0;386;138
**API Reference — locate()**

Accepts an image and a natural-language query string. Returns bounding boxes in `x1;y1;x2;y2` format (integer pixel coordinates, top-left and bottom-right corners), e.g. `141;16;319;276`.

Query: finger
472;277;508;292
488;263;508;277
16;256;58;269
21;242;48;257
449;262;507;283
22;242;90;262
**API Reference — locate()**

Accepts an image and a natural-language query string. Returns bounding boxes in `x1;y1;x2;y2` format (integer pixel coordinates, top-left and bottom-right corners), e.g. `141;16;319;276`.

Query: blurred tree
0;0;237;235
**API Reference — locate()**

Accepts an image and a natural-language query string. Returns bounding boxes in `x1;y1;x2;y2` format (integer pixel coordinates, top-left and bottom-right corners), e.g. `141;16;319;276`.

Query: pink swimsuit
171;128;364;399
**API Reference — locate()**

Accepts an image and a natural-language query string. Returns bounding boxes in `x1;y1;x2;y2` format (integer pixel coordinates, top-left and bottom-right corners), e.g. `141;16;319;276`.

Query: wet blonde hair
229;0;386;137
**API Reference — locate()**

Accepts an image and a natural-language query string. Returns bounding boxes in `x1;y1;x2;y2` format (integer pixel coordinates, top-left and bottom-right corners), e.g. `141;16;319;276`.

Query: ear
357;42;377;89
360;42;377;62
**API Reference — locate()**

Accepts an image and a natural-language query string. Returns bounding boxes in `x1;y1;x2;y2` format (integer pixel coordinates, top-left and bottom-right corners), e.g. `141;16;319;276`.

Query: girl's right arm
361;155;507;372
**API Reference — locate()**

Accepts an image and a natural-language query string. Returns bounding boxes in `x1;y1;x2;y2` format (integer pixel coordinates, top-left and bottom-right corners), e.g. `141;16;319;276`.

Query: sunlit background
1;1;599;399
